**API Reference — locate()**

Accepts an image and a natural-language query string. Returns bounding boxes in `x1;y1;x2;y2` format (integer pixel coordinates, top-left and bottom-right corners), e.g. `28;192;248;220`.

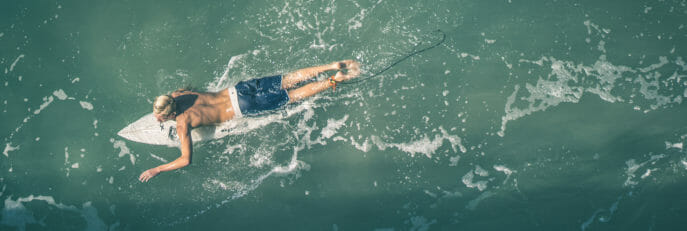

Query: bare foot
346;61;360;77
333;65;361;82
330;60;358;70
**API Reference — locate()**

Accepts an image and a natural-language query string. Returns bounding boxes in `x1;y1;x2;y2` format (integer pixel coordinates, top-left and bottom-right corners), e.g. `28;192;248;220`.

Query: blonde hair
153;95;176;116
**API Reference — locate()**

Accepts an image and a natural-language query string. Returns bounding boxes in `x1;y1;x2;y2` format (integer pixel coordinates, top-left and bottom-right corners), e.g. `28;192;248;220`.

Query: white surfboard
117;56;320;146
117;102;312;147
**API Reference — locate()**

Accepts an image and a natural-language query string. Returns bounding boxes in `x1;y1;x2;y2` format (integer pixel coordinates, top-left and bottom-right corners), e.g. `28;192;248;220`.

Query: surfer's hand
139;168;160;182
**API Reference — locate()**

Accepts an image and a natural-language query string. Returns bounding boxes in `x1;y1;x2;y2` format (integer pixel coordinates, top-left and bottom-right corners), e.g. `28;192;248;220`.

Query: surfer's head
153;95;176;122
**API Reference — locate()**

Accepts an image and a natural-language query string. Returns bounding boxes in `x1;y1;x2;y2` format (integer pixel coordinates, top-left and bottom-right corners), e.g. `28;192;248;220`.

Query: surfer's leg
281;60;357;89
287;69;359;103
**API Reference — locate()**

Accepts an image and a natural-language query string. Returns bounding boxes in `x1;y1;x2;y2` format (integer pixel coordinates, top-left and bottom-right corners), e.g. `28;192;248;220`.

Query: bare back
171;89;235;128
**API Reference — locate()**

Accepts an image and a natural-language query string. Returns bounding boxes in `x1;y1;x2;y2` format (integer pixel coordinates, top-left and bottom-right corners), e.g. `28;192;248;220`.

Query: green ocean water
2;0;687;230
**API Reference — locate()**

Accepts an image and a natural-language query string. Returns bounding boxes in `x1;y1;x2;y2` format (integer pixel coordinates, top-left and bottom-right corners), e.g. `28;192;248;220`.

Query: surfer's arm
139;122;193;182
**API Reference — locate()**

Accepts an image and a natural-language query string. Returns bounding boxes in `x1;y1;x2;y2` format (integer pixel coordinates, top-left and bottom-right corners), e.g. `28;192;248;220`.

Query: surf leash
340;29;447;85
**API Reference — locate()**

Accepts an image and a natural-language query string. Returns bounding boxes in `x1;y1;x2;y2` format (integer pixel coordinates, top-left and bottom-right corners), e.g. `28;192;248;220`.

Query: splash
623;154;666;187
3;143;19;157
499;55;685;137
79;101;94;110
8;54;24;72
461;167;489;192
370;127;466;158
498;20;686;137
320;115;349;139
110;139;135;165
1;195;109;231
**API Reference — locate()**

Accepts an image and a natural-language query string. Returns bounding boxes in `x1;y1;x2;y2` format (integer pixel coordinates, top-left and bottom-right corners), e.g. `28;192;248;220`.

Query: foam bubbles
0;195;108;231
3;143;19;157
79;101;94;110
371;127;466;158
449;155;460;166
9;54;24;72
500;54;683;136
110;139;135;165
665;141;683;150
52;89;68;100
494;165;514;184
500;19;685;137
320;115;348;139
33;96;54;114
462;170;488;191
350;137;371;152
474;165;489;177
623;154;666;187
206;54;248;92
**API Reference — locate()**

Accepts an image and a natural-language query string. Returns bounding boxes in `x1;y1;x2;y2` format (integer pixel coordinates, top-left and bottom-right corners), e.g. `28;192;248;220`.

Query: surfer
138;60;361;182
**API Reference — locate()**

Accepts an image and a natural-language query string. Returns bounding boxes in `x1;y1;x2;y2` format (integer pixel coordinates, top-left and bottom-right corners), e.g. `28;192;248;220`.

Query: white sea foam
500;53;682;136
624;159;641;187
33;96;54;115
350;137;371;152
320;115;348;139
494;165;514;184
493;165;513;175
207;54;248;92
346;0;384;33
177;104;318;223
9;54;24;72
9;90;69;141
111;139;135;165
249;148;273;168
371;127;465;158
665;141;683;150
623;154;666;187
149;153;168;163
462;170;488;191
53;89;68;100
640;169;654;179
79;101;93;110
499;20;685;137
1;195;108;231
64;147;70;165
449;155;460;166
474;165;489;177
3;143;19;157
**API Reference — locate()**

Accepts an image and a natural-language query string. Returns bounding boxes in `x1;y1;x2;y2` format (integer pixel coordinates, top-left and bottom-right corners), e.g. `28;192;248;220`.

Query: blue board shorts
231;75;289;116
